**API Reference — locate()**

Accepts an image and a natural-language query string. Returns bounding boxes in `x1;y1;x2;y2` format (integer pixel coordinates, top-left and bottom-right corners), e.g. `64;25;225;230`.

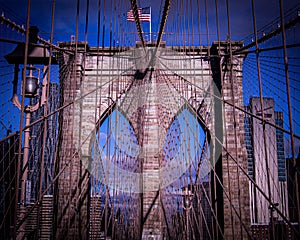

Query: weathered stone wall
54;43;89;239
212;41;250;239
54;43;136;239
55;42;250;239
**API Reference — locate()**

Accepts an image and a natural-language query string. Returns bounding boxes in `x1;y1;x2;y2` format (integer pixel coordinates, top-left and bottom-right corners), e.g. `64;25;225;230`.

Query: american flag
127;7;151;22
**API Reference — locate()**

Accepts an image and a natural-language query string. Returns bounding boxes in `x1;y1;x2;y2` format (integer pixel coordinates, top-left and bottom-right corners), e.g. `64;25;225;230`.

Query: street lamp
24;68;39;98
5;26;56;238
182;185;194;240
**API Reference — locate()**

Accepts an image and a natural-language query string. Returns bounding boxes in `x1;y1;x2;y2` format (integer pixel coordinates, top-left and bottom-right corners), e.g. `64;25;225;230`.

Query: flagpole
150;6;152;42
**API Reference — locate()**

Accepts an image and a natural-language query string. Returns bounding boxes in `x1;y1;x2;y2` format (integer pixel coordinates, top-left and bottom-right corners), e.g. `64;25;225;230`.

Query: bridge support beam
53;43;90;240
54;41;251;239
211;41;251;239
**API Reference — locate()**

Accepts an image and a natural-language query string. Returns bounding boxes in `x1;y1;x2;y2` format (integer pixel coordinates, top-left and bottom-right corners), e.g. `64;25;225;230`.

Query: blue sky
91;108;208;192
0;0;298;46
0;0;299;151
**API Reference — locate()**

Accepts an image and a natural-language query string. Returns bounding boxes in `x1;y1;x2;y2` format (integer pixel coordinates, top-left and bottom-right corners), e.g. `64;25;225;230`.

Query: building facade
0;134;18;238
245;97;289;224
29;82;59;200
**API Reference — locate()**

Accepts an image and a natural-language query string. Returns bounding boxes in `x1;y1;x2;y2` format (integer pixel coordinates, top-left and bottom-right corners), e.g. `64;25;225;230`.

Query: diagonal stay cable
235;14;300;53
130;0;145;48
15;75;135;232
144;0;171;69
162;70;299;237
158;59;300;140
0;14;74;55
156;0;171;49
0;67;135;145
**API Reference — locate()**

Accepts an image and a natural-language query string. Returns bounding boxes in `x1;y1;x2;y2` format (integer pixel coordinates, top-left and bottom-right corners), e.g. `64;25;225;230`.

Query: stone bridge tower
54;41;250;239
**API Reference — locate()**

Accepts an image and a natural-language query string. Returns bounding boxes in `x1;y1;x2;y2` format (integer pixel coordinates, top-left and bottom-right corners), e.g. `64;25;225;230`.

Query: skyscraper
0;134;18;238
286;151;300;223
25;82;59;238
29;82;59;200
244;97;289;224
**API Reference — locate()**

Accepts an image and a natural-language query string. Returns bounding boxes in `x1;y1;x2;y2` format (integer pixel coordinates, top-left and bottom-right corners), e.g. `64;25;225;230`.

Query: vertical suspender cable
77;0;90;234
278;0;300;237
130;0;145;48
225;0;244;238
204;0;210;52
36;0;56;237
67;0;80;234
14;0;31;238
156;0;171;49
93;2;101;232
251;0;275;238
102;1;109;237
197;0;202;46
214;0;235;238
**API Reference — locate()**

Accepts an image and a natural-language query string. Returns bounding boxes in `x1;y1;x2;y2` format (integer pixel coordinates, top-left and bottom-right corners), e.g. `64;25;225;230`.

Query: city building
0;134;19;238
23;82;59;238
286;151;300;222
29;82;59;201
244;97;289;224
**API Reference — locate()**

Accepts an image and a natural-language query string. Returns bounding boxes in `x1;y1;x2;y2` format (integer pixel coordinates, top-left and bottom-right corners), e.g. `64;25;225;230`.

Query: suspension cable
156;0;171;49
130;0;145;48
278;0;300;236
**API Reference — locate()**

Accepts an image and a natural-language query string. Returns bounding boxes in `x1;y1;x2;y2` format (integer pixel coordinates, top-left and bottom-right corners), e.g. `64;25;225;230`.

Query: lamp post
182;185;194;240
12;65;45;206
5;26;55;239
